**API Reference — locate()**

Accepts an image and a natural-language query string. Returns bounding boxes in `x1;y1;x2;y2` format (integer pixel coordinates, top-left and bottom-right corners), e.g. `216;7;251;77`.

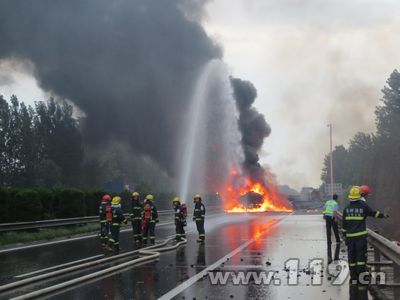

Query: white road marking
158;215;289;300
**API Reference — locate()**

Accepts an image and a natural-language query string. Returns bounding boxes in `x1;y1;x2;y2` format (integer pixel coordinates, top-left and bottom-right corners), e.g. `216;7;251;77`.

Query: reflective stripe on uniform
345;216;364;220
375;211;380;218
100;220;107;223
112;223;120;226
346;230;368;237
349;263;356;267
356;262;366;266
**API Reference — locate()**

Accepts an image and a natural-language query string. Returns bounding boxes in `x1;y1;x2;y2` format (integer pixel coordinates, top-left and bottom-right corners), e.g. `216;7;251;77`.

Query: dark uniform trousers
132;219;142;241
109;223;121;250
100;221;110;244
175;222;186;241
196;219;205;240
325;216;340;260
347;237;368;281
143;222;156;244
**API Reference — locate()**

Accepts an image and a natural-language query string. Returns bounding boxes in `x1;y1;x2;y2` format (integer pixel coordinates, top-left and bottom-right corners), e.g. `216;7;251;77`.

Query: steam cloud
230;78;271;182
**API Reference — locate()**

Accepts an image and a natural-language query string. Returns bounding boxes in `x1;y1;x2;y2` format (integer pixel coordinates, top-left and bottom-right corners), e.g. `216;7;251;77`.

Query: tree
321;145;352;186
321;69;400;239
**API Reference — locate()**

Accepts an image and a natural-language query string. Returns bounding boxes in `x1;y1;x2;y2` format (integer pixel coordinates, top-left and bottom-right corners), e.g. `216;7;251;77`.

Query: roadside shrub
35;188;56;219
85;190;107;216
55;189;85;218
14;189;43;221
0;188;9;222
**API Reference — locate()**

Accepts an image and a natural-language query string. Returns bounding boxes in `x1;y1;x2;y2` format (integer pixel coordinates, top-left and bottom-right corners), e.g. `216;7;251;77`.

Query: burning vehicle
221;168;293;213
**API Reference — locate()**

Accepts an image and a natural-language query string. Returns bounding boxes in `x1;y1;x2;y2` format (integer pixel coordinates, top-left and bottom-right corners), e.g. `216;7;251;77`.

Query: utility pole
328;124;334;198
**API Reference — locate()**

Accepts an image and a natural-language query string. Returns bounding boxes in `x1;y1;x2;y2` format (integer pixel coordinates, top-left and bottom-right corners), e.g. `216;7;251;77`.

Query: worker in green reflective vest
323;193;340;264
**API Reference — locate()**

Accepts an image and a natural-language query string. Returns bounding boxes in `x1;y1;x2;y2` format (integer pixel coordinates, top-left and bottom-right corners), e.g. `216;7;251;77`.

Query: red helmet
102;194;111;202
360;185;371;196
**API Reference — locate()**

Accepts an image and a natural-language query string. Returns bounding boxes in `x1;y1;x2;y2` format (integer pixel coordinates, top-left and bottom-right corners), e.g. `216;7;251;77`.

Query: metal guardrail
0;205;221;232
337;212;400;299
0;211;169;232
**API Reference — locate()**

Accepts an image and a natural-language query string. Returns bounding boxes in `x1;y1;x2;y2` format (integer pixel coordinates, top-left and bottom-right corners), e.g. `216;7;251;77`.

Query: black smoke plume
230;78;271;182
0;0;222;187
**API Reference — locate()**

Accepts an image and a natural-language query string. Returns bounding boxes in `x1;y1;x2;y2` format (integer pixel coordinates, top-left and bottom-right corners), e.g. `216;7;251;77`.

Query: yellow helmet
145;194;154;201
348;186;361;200
193;194;201;200
172;196;180;204
132;192;140;197
112;196;121;205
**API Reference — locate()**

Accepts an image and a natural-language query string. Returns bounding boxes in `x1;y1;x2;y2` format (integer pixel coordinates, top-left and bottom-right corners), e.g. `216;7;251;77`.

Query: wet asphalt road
1;212;369;300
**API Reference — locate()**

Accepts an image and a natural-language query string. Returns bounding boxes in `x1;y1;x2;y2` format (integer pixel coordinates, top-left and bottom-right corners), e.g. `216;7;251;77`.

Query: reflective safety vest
322;199;338;217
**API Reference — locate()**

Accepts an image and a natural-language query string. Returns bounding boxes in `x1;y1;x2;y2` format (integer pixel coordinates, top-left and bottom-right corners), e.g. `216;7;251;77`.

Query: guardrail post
374;246;381;272
394;264;400;299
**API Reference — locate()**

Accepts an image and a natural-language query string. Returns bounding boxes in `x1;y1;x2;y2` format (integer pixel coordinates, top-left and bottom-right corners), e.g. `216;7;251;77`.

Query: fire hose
3;238;186;300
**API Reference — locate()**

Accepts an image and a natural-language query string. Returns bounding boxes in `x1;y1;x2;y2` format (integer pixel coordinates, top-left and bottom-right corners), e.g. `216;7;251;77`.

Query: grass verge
0;223;101;246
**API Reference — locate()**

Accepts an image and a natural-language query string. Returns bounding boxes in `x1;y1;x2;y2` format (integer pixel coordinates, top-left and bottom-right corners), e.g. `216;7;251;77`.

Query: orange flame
222;168;293;213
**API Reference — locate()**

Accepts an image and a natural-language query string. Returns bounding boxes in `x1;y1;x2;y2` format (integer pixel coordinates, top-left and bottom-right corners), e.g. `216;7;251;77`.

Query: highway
0;212;367;299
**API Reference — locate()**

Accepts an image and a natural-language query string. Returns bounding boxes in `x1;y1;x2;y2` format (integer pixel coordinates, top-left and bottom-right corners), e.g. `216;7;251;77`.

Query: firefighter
342;186;388;284
108;196;127;253
193;194;205;243
142;194;159;245
322;194;340;263
130;192;143;244
99;194;112;246
360;185;371;202
172;197;186;242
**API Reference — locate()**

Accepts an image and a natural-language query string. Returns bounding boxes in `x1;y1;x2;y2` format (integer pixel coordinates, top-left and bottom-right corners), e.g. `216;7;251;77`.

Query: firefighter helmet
193;194;201;200
132;192;140;197
348;186;361;200
112;196;121;205
360;185;371;196
102;194;111;202
145;194;154;201
172;196;180;204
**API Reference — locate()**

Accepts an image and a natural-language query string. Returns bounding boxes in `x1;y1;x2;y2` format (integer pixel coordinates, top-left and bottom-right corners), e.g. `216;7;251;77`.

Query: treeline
321;69;400;239
0;188;105;222
0;185;177;222
0;95;83;187
0;95;174;191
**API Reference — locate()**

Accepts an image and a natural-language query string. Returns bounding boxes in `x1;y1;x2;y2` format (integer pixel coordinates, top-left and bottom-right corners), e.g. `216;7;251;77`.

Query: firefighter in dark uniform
99;194;111;246
193;194;205;243
172;196;186;242
342;186;388;284
108;196;127;253
130;192;143;244
142;194;159;245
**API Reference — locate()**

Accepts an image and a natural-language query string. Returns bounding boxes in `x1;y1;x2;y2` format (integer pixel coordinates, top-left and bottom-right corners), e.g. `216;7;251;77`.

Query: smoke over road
230;78;271;182
0;0;222;185
0;0;279;194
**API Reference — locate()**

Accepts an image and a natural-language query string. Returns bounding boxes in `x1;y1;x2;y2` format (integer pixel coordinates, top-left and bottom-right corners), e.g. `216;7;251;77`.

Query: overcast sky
1;0;400;190
203;0;400;189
